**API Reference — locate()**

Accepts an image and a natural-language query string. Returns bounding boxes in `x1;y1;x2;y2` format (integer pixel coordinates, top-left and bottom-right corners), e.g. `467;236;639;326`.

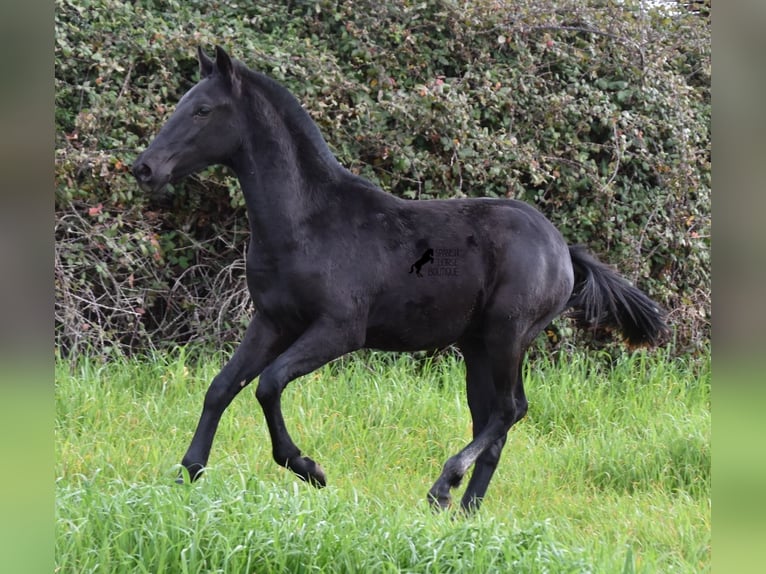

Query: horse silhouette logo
409;248;434;277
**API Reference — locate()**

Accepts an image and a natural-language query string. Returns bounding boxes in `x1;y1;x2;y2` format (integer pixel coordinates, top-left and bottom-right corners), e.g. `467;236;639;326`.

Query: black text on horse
133;46;667;512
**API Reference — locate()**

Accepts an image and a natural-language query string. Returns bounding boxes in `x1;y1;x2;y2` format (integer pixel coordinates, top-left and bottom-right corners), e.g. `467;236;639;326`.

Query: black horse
133;46;667;512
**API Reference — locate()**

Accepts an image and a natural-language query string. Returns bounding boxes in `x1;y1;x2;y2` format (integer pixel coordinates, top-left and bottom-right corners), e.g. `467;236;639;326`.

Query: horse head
132;46;243;193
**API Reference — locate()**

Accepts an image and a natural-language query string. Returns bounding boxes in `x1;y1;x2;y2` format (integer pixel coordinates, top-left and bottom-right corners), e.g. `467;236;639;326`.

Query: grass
55;347;710;573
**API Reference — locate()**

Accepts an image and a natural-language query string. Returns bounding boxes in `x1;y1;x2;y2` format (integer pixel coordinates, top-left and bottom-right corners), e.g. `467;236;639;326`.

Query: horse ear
214;45;239;89
198;46;215;79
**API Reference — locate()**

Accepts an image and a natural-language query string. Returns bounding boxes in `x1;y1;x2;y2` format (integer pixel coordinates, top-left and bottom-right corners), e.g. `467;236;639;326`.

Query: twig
605;120;622;189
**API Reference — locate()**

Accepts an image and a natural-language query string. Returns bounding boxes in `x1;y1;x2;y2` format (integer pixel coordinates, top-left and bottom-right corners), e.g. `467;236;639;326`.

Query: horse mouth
136;177;171;194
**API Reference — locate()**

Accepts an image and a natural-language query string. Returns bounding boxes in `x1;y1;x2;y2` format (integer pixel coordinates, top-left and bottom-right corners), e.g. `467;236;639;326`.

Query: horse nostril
132;162;152;182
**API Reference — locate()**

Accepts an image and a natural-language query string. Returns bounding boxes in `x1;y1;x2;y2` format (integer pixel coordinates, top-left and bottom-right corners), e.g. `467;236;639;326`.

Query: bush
54;0;710;356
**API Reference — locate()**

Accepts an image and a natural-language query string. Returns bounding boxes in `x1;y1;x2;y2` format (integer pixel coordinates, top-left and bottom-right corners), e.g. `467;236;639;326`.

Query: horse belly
364;287;480;352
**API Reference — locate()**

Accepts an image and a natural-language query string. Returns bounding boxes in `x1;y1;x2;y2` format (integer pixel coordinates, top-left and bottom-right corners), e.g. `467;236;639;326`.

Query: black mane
239;61;343;178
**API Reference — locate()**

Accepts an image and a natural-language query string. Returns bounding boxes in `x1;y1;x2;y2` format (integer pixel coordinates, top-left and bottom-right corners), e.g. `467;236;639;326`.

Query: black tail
566;245;668;348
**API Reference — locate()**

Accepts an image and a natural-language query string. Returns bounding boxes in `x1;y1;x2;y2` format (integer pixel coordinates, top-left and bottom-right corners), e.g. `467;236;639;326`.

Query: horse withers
133;46;667;512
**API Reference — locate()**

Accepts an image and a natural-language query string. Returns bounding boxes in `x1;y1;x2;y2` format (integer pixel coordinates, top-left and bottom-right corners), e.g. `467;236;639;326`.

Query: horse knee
255;377;278;406
204;376;234;411
204;362;258;412
256;366;285;406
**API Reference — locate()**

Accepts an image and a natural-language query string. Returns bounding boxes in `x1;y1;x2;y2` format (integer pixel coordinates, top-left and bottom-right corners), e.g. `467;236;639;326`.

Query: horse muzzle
132;155;173;193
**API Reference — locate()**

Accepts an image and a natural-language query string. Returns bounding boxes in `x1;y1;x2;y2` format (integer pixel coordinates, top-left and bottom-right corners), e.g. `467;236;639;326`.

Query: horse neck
231;102;342;244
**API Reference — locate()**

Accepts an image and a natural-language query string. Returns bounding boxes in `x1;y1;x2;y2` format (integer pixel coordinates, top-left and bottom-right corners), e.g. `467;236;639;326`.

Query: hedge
54;0;710;357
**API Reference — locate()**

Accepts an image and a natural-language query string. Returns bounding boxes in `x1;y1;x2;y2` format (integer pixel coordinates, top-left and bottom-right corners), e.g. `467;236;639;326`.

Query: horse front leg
255;317;363;487
179;313;291;482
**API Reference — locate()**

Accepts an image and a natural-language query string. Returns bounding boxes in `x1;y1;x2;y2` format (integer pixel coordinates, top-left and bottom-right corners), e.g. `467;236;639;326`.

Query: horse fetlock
442;456;468;488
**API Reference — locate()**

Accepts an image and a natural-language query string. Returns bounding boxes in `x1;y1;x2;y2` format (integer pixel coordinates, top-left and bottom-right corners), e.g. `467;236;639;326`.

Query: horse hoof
177;462;205;484
427;489;451;511
290;456;327;488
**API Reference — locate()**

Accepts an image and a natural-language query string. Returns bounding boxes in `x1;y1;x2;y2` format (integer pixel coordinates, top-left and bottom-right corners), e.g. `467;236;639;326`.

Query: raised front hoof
288;456;327;488
427;488;452;511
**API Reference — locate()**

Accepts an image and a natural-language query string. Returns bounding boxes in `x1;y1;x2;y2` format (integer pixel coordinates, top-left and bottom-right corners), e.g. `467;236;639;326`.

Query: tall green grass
56;349;709;572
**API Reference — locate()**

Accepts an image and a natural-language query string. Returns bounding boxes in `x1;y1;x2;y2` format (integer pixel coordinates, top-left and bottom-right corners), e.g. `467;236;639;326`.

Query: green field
55;348;710;573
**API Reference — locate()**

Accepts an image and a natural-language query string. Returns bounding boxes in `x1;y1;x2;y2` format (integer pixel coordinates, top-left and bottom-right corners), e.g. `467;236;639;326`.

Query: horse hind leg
460;361;527;512
455;341;506;512
427;337;526;510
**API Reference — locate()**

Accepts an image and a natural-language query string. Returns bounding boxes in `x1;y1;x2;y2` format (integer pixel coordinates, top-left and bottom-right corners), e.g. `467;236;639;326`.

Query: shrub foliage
55;0;710;356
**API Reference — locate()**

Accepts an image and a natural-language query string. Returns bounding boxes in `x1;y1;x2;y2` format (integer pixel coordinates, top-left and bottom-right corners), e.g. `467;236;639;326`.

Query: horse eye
194;106;211;118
